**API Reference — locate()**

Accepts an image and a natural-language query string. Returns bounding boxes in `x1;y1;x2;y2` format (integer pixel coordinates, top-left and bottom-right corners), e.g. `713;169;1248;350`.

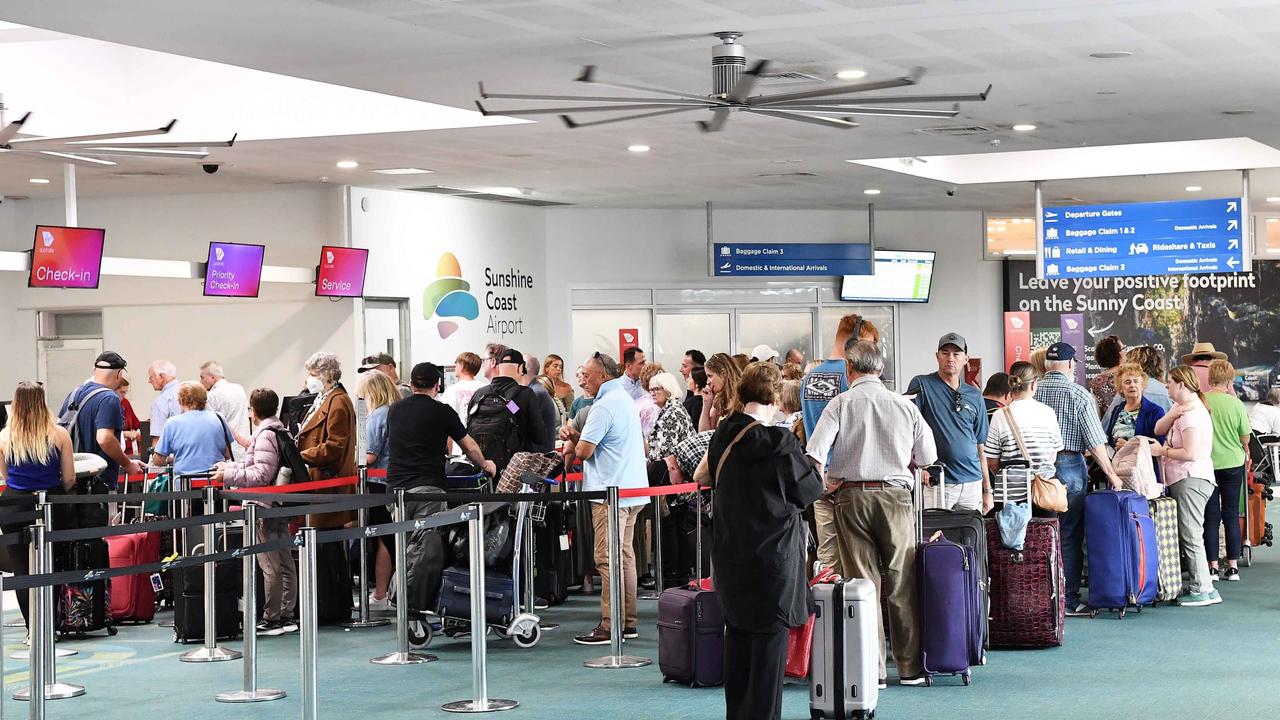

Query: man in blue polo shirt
59;351;144;492
906;333;992;513
561;352;649;646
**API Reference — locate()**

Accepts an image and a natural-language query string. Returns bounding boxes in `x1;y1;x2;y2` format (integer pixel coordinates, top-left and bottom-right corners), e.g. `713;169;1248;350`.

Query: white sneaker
368;593;391;612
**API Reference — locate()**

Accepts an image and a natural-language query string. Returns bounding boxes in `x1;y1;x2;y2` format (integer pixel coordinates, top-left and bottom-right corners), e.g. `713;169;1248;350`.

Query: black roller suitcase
172;561;241;643
533;502;573;605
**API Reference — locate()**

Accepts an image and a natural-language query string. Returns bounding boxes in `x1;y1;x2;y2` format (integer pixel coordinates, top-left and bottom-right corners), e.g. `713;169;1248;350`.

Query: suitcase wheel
963;673;971;686
1089;610;1099;619
1133;605;1142;614
108;626;118;636
1118;609;1126;620
925;675;934;687
511;623;541;649
407;619;433;649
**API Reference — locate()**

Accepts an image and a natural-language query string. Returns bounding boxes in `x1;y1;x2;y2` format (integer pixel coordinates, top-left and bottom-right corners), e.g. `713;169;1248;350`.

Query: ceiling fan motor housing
711;34;746;98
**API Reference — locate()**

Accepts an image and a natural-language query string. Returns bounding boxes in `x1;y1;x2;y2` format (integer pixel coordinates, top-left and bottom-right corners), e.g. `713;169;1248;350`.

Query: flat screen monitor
839;250;935;303
203;242;265;298
28;225;106;289
315;245;369;298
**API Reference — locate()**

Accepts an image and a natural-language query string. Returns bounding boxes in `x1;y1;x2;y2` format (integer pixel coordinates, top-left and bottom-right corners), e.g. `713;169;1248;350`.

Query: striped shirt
1034;371;1106;453
985;399;1064;477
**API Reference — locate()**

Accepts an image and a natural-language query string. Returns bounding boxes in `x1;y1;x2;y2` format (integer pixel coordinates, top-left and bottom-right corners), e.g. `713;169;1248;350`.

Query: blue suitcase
1084;490;1158;617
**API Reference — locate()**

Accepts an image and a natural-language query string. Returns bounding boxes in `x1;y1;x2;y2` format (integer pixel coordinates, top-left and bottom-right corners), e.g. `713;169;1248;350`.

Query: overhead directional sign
1039;197;1247;279
713;242;872;277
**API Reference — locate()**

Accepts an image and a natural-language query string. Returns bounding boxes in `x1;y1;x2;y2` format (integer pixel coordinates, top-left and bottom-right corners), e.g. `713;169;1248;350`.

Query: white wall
543;208;1002;383
0;188;355;413
349;187;548;366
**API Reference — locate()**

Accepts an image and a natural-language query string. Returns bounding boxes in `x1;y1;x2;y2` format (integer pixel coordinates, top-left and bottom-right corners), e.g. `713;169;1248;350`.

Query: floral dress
647;401;695;463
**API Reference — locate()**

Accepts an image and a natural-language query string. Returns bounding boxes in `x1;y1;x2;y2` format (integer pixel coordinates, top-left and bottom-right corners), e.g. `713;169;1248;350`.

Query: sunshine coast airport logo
424;252;479;339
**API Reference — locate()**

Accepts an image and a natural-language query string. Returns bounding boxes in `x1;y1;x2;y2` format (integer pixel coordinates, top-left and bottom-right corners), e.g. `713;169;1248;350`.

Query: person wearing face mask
694;361;823;719
297;352;358;529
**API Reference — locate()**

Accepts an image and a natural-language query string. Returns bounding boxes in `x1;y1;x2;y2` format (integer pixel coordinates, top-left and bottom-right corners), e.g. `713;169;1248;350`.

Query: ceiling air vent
754;172;820;178
759;70;825;84
109;171;169;177
401;185;571;207
914;125;995;136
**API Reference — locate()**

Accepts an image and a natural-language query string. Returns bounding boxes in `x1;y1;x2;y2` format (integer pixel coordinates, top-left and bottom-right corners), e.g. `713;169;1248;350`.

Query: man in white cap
750;344;779;364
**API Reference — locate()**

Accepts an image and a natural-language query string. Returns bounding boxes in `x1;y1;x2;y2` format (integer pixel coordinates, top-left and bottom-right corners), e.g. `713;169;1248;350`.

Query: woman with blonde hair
357;368;401;611
0;382;75;629
1029;347;1048;378
699;353;743;431
1150;366;1220;607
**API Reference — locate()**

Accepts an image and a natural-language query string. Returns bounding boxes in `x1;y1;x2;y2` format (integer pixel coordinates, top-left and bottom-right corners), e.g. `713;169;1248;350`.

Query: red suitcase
985;517;1064;649
107;531;160;623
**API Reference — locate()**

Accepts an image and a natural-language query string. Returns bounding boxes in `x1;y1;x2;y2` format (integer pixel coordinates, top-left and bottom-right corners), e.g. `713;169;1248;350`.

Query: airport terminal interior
2;1;1280;719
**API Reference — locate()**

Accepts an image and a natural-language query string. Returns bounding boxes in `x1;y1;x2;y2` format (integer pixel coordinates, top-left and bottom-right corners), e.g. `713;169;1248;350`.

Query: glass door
736;310;815;364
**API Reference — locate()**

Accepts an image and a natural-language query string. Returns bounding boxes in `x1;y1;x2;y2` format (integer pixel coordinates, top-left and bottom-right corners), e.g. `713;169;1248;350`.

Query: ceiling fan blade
575;65;719;104
771;104;960;119
36;150;117;166
697;108;732;133
743;109;860;129
478;101;707;117
10;119;177;147
759;85;992;108
0;112;31;145
727;60;770;104
67;133;237;149
67;147;211;159
747;67;925;106
478;82;706;104
560;106;699;129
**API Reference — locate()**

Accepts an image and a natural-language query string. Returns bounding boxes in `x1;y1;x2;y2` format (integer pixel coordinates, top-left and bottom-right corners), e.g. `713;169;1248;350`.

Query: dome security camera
945;187;957;197
201;162;222;174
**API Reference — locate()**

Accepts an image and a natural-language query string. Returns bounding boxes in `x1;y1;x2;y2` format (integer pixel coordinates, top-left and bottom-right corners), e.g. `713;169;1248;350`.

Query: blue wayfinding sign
1040;197;1246;279
713;242;873;277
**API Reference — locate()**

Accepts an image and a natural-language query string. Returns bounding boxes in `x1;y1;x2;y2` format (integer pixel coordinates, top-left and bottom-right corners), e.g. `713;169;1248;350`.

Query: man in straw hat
1182;342;1231;397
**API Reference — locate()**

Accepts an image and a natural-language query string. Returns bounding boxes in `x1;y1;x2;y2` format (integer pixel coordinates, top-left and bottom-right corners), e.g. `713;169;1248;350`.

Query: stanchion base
584;654;653;669
215;688;287;703
13;682;87;700
637;590;661;600
3;619;26;627
441;698;519;713
341;617;392;629
179;645;243;663
158;621;174;628
10;647;77;660
370;651;437;665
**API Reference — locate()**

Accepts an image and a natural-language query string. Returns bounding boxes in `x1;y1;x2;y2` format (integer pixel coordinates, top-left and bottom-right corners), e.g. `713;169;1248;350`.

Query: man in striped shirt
1034;342;1121;616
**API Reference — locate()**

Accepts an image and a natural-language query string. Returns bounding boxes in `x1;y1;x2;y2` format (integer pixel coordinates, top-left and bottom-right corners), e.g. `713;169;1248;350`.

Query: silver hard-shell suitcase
810;578;879;720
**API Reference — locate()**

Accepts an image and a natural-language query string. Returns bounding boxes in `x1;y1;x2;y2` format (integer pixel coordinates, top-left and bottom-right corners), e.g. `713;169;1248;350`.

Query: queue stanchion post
371;489;436;665
25;526;45;719
637;499;659;601
695;488;704;583
442;502;518;714
14;518;84;703
653;494;665;593
215;502;285;703
179;486;242;662
584;486;652;670
343;468;389;630
298;527;318;720
11;493;75;661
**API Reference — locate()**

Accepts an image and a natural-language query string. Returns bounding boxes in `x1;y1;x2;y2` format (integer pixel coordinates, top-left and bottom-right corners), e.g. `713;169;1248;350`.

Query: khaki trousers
591;501;642;630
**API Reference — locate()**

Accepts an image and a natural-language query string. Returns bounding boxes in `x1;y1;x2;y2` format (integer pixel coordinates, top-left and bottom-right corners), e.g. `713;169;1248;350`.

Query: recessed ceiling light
336;160;359;169
1090;51;1133;59
371;167;433;175
836;69;867;80
627;144;650;153
863;188;881;195
1267;196;1280;203
1012;123;1037;132
1185;185;1202;192
28;178;50;184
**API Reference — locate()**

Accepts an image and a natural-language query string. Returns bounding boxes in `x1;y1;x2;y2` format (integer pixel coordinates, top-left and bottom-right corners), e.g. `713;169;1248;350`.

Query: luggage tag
559;534;570;551
506;400;520;414
150;573;164;592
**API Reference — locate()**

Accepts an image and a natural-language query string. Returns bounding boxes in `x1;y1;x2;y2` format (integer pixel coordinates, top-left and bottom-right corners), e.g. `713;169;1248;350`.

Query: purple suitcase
918;536;980;685
657;585;723;687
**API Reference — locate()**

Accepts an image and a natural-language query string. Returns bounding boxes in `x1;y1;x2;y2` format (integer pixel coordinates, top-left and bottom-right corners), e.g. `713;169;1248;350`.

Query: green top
1206;391;1250;470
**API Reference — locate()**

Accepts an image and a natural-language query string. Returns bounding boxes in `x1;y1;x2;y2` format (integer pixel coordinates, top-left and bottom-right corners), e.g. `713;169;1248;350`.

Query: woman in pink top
1150;366;1220;607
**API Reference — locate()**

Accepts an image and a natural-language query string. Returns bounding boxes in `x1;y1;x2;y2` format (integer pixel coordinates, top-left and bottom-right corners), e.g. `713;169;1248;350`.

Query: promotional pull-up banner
1003;311;1031;372
1059;313;1087;386
1003;259;1278;399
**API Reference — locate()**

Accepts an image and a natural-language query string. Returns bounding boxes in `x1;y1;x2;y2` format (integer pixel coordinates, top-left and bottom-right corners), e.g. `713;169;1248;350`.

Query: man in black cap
358;352;411;398
464;348;547;473
906;333;992;512
57;351;144;493
386;362;495;613
1034;341;1121;615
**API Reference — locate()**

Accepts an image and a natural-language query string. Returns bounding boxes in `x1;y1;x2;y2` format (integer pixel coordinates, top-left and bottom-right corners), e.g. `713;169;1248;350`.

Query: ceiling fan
0;110;236;166
476;31;991;132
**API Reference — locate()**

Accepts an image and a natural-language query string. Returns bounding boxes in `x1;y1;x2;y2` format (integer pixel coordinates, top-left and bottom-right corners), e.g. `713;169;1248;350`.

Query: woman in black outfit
696;362;824;720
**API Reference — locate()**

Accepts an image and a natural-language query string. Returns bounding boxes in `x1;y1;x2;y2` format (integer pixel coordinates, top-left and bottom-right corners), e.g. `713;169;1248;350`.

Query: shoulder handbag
711;420;762;487
1002;408;1068;512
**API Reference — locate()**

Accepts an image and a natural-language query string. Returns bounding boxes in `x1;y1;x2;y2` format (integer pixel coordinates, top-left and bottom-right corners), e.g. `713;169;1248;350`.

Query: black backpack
270;427;311;485
466;381;526;471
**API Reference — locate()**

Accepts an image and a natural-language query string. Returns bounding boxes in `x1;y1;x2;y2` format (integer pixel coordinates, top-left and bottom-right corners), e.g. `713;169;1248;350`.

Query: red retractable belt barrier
617;482;698;498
